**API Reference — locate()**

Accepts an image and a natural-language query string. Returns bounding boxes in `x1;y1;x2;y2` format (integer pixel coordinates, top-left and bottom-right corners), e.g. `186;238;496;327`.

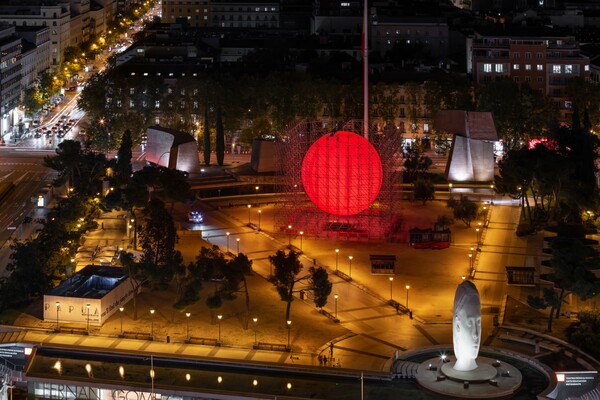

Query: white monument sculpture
452;280;481;372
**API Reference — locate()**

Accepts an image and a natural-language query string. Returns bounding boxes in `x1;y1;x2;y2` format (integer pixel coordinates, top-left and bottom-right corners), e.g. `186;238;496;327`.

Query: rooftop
46;265;128;299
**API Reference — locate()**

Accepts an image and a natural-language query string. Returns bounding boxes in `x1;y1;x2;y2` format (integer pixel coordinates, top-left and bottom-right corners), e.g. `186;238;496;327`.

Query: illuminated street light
252;317;258;346
226;232;230;253
288;225;292;245
185;312;191;342
257;210;261;230
150;309;155;340
348;256;353;277
217;314;223;345
299;231;304;250
389;277;394;300
334;294;338;318
335;249;339;271
247;204;251;224
236;238;240;254
476;228;481;245
119;307;124;337
286;320;292;350
405;285;411;309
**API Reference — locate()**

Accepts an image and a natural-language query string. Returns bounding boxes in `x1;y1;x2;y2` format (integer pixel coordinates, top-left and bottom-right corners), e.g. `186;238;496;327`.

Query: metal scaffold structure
274;119;403;241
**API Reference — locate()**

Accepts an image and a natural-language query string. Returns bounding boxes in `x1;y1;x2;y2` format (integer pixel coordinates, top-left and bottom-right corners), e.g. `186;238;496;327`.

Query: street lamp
150;309;155;340
86;303;91;334
468;253;473;269
217;314;223;345
389;277;394;300
55;301;60;331
185;313;192;342
335;249;339;271
348;256;353;277
490;184;495;204
299;231;304;250
226;232;230;253
476;228;480;245
247;204;251;224
257;210;261;231
286;320;292;350
119;307;124;337
236;238;240;254
288;225;292;245
252;317;258;346
334;294;338;318
405;285;411;309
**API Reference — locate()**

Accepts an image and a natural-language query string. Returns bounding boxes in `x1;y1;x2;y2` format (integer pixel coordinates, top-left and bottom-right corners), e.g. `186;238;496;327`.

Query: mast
362;0;369;140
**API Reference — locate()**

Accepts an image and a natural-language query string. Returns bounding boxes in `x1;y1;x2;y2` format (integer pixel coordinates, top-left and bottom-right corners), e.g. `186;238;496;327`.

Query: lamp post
86;303;91;334
119;307;124;337
257;210;261;231
389;277;394;300
252;317;258;346
226;232;230;253
288;225;292;245
334;294;338;318
405;285;411;309
247;204;251;224
236;238;240;254
469;253;473;269
348;256;353;277
476;227;480;245
335;249;339;271
150;309;155;340
217;314;222;345
490;184;495;204
299;231;304;250
186;312;191;342
55;301;60;331
286;320;292;350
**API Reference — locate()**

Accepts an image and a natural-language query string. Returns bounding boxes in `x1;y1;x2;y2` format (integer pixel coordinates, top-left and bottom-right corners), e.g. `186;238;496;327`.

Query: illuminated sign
548;371;598;400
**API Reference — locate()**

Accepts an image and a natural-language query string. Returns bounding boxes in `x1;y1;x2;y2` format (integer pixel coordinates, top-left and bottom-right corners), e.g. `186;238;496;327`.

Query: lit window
424;123;429;132
565;101;572;109
553;65;561;73
537;64;543;71
495;64;503;73
585;65;590;71
525;64;531;70
513;64;519;70
565;65;573;74
483;63;492;72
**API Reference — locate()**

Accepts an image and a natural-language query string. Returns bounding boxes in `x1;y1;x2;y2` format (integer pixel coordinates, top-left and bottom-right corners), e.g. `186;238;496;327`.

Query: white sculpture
452;280;481;372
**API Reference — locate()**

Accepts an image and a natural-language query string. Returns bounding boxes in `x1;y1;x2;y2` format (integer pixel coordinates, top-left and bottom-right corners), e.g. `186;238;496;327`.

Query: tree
216;109;225;166
203;108;210;166
268;250;332;321
139;198;178;287
120;251;148;320
413;178;435;205
566;308;600;360
403;145;432;182
225;253;253;328
447;196;479;227
115;129;133;186
527;237;600;332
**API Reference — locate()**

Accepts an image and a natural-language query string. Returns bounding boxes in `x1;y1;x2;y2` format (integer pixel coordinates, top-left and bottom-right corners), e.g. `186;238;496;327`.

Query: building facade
470;26;590;120
0;25;22;141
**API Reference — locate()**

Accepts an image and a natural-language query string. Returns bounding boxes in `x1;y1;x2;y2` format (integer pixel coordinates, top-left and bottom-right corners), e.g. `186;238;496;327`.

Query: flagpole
363;0;369;141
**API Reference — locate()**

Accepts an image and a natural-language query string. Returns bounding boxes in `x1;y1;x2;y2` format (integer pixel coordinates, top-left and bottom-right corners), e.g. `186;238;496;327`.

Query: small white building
43;266;135;327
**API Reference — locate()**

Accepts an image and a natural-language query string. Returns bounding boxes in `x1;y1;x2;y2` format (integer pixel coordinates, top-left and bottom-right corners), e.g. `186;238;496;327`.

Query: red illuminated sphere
301;131;383;216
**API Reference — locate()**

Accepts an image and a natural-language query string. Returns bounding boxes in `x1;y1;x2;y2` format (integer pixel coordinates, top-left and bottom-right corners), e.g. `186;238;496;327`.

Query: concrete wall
251;140;277;173
175;141;200;173
446;136;494;182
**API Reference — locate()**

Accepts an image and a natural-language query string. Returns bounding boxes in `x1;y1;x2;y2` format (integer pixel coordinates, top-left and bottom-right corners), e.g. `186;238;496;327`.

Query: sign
547;371;598;400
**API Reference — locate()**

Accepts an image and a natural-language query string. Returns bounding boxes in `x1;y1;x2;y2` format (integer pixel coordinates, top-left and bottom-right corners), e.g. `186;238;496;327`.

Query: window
565;65;573;74
513;64;519;70
483;63;492;73
565;101;572;109
553;65;561;73
537;76;543;82
585;65;590;71
495;64;504;73
155;100;160;108
525;52;531;59
537;64;543;71
423;123;429;132
537;52;543;58
129;100;135;107
525;64;531;70
525;76;531;82
513;76;520;82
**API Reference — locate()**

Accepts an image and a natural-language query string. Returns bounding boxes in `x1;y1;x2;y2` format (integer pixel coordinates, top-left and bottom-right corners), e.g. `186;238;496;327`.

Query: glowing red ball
301;131;383;216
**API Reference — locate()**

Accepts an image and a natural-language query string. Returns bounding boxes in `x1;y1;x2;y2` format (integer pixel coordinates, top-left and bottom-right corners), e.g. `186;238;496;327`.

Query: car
188;211;203;223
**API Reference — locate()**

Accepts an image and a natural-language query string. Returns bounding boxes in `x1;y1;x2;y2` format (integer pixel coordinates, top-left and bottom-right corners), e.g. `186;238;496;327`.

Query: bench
188;337;219;346
255;342;290;352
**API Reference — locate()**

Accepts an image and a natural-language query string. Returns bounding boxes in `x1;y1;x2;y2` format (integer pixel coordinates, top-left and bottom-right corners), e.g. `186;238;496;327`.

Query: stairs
392;360;420;380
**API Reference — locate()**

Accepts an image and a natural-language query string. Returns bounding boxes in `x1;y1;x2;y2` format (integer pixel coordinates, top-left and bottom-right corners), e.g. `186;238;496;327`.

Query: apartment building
470;26;590;120
161;0;279;29
0;25;23;140
17;26;51;92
